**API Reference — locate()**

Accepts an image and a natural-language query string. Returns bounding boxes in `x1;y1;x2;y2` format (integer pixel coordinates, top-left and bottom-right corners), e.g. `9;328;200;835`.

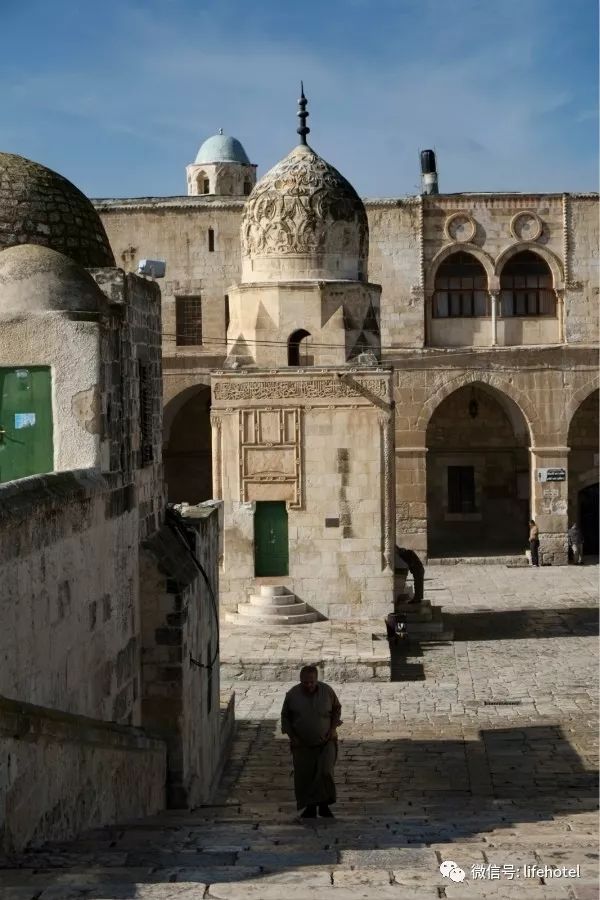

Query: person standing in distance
281;665;342;818
529;519;540;567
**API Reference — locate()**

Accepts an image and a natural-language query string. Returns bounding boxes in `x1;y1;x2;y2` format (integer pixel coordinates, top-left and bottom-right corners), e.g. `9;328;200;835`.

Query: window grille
175;296;202;346
500;251;555;316
433;252;488;318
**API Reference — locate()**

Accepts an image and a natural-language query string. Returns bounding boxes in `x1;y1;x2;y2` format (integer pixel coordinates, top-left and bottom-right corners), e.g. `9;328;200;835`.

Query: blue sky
2;0;597;197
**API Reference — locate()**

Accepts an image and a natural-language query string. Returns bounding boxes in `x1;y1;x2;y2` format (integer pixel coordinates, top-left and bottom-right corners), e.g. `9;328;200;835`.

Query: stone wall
566;196;600;344
0;696;165;855
0;470;141;725
139;502;224;807
94;199;244;365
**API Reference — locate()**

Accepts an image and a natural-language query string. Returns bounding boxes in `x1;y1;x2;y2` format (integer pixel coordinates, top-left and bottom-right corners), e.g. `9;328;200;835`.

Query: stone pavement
1;564;598;899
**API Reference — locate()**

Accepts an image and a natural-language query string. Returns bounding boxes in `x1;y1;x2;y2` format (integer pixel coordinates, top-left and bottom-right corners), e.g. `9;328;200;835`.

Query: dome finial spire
297;82;310;145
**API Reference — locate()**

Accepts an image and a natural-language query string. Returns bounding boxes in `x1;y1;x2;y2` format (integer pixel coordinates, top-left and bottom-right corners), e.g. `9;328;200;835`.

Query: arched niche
163;385;212;504
426;382;531;558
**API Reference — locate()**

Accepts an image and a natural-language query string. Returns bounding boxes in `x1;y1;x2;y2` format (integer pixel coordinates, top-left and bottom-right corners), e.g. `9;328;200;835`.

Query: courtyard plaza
1;564;597;899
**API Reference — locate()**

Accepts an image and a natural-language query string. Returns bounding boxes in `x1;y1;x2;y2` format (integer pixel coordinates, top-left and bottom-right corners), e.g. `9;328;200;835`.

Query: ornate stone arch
495;243;564;289
416;371;537;445
425;244;495;293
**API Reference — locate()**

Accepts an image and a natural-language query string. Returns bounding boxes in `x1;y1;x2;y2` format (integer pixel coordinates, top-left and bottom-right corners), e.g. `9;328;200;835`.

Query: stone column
379;411;396;572
490;290;499;347
210;413;223;500
395;447;428;559
529;445;569;565
555;289;566;343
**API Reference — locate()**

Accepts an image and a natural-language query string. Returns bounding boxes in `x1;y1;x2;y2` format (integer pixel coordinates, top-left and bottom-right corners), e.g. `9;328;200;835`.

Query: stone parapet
0;695;166;855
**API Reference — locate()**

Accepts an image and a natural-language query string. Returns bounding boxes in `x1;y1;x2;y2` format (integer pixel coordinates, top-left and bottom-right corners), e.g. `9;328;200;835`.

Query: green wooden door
254;501;289;576
0;367;53;483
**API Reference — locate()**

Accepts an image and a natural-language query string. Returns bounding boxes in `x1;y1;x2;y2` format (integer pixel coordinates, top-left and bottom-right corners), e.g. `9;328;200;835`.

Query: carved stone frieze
239;407;303;508
214;375;389;403
241;144;368;265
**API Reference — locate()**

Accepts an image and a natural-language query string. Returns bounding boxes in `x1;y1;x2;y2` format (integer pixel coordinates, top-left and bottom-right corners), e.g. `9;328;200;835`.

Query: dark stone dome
0;152;115;267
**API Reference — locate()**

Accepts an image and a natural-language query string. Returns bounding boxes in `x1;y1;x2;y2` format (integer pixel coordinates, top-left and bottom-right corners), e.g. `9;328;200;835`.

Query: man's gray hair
299;664;318;678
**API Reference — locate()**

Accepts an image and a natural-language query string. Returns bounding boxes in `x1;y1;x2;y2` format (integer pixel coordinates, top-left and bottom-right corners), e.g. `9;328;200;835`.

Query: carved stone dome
0;152;114;267
241;144;368;283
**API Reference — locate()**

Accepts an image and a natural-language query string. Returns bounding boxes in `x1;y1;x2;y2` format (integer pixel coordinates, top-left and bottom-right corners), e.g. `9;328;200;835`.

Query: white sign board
537;468;566;483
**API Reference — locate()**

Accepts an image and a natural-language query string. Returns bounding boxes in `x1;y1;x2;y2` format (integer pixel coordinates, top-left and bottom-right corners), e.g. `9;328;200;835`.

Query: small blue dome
195;131;251;165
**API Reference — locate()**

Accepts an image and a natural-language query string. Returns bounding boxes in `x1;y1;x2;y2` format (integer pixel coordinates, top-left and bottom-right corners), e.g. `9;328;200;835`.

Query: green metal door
0;367;53;483
254;501;289;576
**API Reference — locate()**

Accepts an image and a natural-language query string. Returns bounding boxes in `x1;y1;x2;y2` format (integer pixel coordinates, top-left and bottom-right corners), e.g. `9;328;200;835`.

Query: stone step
225;610;319;625
249;593;300;608
428;554;528;566
238;601;309;617
259;584;289;597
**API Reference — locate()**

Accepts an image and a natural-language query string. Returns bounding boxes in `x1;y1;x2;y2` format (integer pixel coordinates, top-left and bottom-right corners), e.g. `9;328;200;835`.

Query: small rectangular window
448;466;476;513
208;228;215;252
224;294;230;333
175;295;202;346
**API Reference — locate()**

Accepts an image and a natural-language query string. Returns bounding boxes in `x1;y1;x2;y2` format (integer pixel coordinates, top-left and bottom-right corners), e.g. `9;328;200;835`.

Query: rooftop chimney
420;149;438;195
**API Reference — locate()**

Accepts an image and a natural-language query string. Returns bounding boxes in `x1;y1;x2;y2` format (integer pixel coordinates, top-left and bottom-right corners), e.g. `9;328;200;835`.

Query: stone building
0;153;232;852
95;97;599;597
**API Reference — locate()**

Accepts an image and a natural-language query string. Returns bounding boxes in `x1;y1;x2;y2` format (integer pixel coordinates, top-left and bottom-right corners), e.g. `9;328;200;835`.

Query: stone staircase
392;597;453;641
428;554;528;566
225;585;319;626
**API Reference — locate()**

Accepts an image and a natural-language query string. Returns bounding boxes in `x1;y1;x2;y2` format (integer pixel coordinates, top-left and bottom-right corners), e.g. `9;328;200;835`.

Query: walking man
281;665;342;819
568;523;584;564
529;519;540;567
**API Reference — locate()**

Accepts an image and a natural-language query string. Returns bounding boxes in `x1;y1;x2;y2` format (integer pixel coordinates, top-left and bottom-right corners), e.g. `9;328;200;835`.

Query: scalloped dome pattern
0;152;115;267
241;144;368;282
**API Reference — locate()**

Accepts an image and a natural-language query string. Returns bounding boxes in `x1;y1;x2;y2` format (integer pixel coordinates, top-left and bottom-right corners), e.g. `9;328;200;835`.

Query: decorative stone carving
239;408;303;508
444;212;476;243
510;210;543;241
241;144;368;278
379;412;395;572
214;376;389;403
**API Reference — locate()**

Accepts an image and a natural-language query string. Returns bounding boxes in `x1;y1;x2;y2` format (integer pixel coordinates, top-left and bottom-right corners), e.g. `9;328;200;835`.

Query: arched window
243;180;252;196
500;251;555;317
195;171;210;195
433;252;488;318
288;329;312;366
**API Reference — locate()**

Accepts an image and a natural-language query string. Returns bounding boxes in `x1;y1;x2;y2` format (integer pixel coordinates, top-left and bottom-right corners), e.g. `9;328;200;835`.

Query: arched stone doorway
164;385;212;504
568;389;599;555
426;383;530;557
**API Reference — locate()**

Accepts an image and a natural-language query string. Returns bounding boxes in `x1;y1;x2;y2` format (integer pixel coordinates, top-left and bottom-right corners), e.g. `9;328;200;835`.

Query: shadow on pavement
7;721;596;895
446;606;598;640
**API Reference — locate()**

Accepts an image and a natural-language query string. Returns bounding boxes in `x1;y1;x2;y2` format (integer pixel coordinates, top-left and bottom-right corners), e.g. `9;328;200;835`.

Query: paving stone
2;565;597;899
